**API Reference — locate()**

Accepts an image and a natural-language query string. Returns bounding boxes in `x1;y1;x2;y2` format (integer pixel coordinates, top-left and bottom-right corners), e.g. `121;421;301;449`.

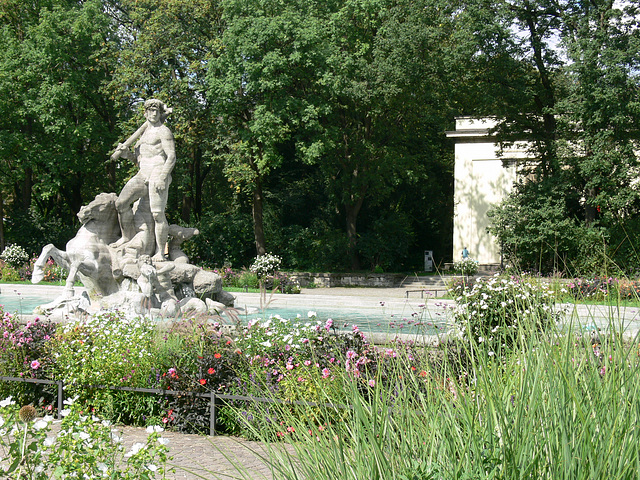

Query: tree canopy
1;0;639;275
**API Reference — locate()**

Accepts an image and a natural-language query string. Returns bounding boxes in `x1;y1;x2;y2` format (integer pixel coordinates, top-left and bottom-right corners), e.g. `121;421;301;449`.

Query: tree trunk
194;146;203;219
0;190;5;252
21;166;32;210
585;187;597;226
181;148;195;222
252;178;267;256
345;198;363;271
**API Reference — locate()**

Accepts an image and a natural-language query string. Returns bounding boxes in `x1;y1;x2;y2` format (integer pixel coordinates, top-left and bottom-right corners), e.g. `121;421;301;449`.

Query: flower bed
2;294;640;478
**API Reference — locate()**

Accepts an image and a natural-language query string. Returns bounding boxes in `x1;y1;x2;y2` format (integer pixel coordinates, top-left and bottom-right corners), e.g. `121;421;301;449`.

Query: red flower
214;353;222;359
199;379;206;385
208;368;215;375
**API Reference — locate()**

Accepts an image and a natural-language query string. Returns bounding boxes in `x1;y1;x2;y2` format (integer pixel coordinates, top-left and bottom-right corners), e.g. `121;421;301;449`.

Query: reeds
229;313;640;479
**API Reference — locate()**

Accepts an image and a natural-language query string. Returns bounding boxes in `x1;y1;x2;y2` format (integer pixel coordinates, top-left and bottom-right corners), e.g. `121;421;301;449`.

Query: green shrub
44;312;162;424
451;274;561;350
234;269;259;289
0;310;57;406
0;262;22;282
0;244;29;269
0;397;169;479
453;257;479;276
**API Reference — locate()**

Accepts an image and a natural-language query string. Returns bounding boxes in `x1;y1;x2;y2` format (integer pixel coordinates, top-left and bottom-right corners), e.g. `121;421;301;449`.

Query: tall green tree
488;0;640;274
207;0;332;256
0;0;120;252
309;0;462;269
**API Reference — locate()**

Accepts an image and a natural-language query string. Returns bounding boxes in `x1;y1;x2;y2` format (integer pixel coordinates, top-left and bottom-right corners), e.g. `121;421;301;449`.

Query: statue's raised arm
111;99;176;261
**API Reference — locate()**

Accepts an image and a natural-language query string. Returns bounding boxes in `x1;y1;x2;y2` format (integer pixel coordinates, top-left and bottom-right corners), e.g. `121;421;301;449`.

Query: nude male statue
111;99;176;261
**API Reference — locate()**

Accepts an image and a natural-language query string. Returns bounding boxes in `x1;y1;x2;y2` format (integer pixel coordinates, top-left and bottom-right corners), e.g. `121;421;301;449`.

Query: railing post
57;381;64;419
210;391;216;436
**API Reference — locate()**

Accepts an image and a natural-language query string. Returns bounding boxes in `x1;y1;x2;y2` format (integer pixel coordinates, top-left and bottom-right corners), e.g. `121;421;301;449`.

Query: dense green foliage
487;0;640;275
0;0;639;274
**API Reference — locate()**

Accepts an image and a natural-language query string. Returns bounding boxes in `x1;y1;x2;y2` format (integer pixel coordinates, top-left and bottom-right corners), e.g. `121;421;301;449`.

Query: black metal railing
0;376;350;436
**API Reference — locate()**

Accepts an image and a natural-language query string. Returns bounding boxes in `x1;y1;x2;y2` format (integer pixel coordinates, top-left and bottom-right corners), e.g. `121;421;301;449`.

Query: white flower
0;396;14;407
34;420;48;430
97;463;108;473
63;395;79;406
44;436;56;447
260;340;272;348
125;442;145;458
147;464;158;472
307;311;316;318
146;425;164;433
158;437;170;445
78;432;91;441
60;409;71;417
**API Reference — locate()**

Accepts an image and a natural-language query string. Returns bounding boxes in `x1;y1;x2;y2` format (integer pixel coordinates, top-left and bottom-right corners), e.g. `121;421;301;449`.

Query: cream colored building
446;117;529;267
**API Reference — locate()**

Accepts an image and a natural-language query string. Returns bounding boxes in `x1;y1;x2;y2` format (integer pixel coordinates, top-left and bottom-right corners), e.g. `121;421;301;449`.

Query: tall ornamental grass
232;322;640;479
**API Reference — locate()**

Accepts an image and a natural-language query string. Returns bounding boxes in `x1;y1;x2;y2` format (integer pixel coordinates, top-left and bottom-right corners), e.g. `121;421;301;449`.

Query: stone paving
113;426;274;479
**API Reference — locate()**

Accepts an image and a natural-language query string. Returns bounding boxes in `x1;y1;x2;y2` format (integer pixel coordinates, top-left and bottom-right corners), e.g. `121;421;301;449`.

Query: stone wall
286;272;406;288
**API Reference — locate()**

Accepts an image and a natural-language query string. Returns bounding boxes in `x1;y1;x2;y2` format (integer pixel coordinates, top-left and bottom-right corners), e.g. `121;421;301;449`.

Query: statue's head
144;98;165;113
138;254;152;266
78;193;118;224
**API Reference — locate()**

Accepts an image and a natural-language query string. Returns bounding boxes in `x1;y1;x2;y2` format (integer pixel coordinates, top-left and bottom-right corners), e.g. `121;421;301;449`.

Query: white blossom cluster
249;252;282;278
0;244;29;268
453;257;479;276
452;274;560;346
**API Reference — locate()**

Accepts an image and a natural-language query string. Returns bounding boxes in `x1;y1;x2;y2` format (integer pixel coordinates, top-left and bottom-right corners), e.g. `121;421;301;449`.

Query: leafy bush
44;312;162;424
0;396;169;479
453;257;479;276
0;261;22;282
616;279;640;301
567;276;616;301
250;253;282;279
451;275;561;350
0;311;57;405
0;245;29;269
151;318;241;434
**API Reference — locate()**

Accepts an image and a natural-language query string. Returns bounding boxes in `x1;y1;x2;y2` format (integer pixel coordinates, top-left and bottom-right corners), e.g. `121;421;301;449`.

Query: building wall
447;117;527;265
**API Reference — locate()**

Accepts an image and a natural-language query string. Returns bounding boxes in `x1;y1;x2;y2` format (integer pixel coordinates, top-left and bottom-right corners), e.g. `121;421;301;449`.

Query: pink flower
322;368;331;379
30;360;40;370
368;379;375;387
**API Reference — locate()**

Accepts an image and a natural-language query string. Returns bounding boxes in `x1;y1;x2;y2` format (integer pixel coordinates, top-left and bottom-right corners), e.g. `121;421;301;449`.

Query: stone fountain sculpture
31;100;235;318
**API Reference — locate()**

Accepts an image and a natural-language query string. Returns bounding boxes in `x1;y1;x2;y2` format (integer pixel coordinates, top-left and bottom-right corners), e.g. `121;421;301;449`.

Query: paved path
115;426;274;479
